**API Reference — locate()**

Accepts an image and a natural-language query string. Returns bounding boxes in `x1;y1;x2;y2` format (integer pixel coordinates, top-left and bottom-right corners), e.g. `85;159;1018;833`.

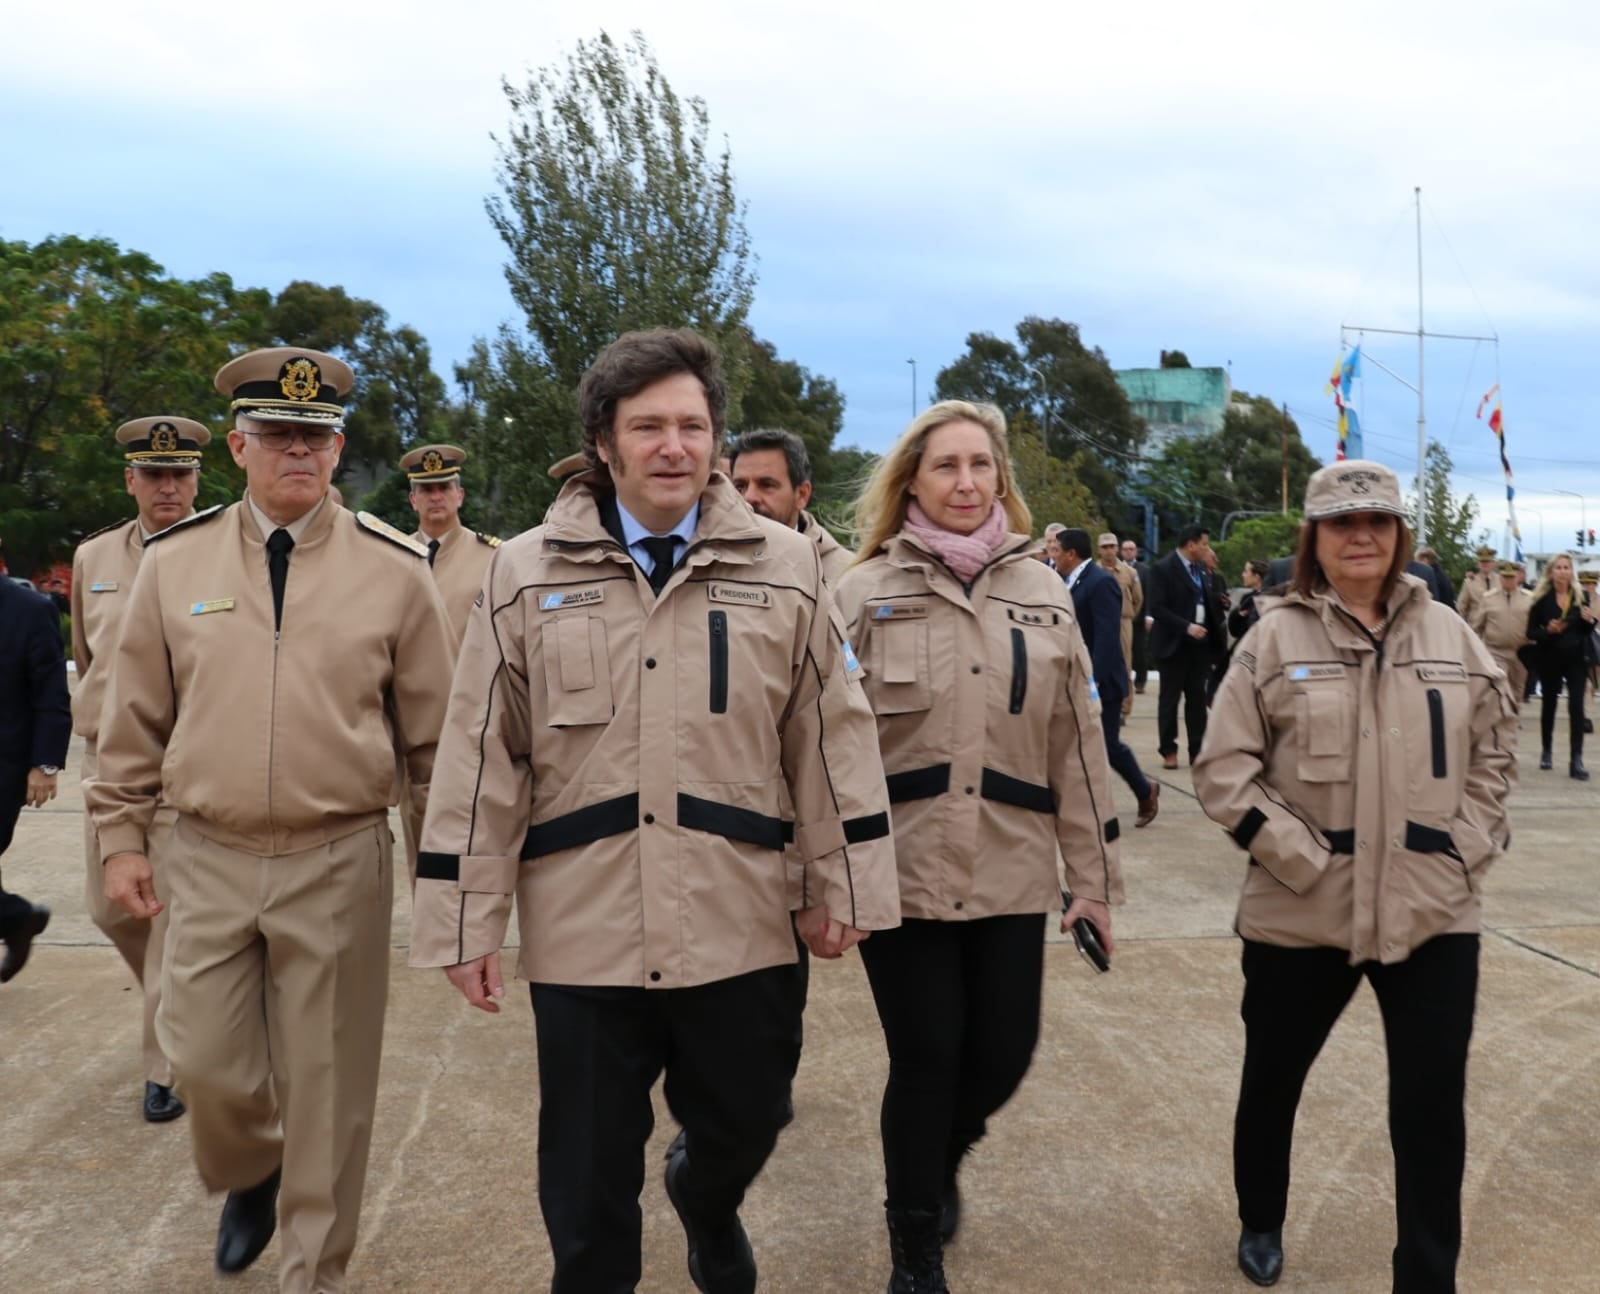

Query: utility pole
1280;402;1289;514
906;358;918;418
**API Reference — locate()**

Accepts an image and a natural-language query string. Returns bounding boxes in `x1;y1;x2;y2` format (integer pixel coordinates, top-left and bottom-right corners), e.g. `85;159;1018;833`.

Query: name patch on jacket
190;598;235;615
1289;664;1345;681
1416;664;1468;682
540;587;605;611
871;603;929;620
89;581;119;593
707;583;771;607
1006;607;1059;626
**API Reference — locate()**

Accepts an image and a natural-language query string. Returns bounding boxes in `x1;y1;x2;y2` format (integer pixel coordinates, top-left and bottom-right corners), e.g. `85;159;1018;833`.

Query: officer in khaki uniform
1473;561;1534;705
1099;531;1143;718
395;443;500;883
1455;544;1497;628
71;416;211;1123
88;348;455;1293
412;328;899;1294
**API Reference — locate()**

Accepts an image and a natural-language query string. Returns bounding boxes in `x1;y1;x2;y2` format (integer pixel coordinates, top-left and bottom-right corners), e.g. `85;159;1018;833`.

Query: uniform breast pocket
1294;686;1351;782
541;616;615;727
867;618;932;714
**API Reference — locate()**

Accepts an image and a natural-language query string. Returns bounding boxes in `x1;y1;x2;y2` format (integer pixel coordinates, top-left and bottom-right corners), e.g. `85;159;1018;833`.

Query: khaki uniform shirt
1457;568;1495;631
834;533;1123;920
1193;576;1516;965
1106;557;1143;626
71;519;157;743
411;522;500;647
1476;585;1533;653
409;474;899;988
87;500;455;859
798;510;852;585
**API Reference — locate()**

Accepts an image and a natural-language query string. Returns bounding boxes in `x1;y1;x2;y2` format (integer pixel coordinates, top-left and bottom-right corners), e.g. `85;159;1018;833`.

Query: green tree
1159;350;1192;368
473;29;757;533
731;330;845;489
1408;439;1484;580
1009;430;1103;537
0;236;271;573
933;316;1146;508
1212;512;1304;583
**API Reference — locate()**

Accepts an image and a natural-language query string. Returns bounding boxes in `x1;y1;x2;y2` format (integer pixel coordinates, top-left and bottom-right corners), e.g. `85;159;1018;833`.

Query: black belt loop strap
522;793;639;860
1402;821;1461;862
843;811;891;844
1325;828;1356;855
416;851;459;882
677;794;788;851
979;767;1056;815
885;763;952;803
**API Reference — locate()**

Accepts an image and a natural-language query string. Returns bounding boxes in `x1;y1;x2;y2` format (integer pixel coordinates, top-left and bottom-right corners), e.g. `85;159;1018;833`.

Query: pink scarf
902;500;1011;582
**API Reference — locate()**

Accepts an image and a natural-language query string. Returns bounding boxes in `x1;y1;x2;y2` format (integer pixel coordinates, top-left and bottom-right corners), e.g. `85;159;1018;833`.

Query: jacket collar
543;472;766;569
881;529;1037;612
1266;573;1429;648
240;494;336;549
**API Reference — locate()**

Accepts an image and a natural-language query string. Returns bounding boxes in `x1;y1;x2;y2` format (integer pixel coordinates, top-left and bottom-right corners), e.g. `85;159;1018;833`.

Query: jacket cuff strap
98;824;147;863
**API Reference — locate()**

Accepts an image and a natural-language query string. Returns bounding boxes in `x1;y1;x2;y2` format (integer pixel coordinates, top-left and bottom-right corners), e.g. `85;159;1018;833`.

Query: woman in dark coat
1525;551;1598;778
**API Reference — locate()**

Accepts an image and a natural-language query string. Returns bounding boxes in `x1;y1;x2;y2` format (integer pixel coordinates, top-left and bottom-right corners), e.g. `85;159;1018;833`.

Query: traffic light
1579;529;1587;548
1590;529;1596;547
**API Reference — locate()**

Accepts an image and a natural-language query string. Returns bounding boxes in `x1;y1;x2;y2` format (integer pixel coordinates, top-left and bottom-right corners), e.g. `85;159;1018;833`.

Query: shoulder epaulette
78;516;137;545
356;510;429;557
145;505;226;544
476;531;503;548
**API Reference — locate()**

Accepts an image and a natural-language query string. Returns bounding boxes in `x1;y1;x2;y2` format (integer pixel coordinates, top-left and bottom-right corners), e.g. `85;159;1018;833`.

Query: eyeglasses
241;427;339;451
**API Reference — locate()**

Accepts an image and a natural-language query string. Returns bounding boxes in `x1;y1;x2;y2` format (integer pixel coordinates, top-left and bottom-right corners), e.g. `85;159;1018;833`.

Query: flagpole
1415;185;1428;547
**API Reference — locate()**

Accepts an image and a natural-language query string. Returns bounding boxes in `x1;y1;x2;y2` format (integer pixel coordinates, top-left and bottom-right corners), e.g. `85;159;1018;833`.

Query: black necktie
427;538;440;568
638;536;680;595
266;528;294;630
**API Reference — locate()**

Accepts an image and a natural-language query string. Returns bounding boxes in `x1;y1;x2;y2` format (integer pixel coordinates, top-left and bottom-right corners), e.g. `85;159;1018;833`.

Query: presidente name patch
540;587;605;611
190;598;235;616
89;581;119;593
707;583;771;607
1416;664;1468;682
871;603;929;620
1289;664;1345;681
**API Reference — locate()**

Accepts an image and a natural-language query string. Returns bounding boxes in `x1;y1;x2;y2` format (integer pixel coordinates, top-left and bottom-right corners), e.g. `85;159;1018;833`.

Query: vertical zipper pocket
1009;627;1028;714
1426;687;1446;778
709;610;728;714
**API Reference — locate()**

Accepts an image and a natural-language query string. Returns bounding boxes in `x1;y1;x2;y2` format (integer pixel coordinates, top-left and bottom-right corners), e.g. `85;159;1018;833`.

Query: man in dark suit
1409;546;1456;610
1147;524;1225;768
1058;530;1159;826
0;577;72;982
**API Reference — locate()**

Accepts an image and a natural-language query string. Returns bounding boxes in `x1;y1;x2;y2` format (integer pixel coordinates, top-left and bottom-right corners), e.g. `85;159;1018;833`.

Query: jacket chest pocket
999;610;1064;717
866;617;932;714
541;615;615;727
1413;670;1469;782
1294;684;1351;782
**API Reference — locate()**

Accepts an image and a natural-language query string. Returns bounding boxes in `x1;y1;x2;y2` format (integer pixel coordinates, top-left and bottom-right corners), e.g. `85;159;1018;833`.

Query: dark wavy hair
577;328;728;472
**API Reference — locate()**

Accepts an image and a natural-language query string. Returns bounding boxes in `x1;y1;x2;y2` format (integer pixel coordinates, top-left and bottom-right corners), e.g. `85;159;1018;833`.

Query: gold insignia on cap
421;450;445;474
150;424;179;453
279;358;322;403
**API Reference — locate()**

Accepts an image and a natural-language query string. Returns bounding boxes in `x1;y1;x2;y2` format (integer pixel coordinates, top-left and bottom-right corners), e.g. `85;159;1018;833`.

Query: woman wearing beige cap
1193;460;1516;1291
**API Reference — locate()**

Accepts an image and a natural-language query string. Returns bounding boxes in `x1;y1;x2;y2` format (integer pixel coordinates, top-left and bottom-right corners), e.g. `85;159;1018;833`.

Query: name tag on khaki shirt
707;583;771;608
190;598;235;615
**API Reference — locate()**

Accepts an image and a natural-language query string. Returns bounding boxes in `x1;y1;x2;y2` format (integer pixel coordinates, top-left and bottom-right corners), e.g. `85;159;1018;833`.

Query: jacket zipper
1426;687;1446;778
1009;627;1028;714
708;610;728;714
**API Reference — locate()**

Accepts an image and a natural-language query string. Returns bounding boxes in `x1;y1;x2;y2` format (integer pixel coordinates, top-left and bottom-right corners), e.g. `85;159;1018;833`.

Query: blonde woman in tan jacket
1193;461;1516;1292
835;400;1123;1293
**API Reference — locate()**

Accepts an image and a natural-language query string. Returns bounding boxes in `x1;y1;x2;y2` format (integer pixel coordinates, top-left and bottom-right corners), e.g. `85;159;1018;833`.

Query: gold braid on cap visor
230;397;346;424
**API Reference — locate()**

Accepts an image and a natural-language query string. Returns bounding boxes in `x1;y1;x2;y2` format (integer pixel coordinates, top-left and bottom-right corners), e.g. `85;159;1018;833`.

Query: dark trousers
530;966;796;1294
1235;935;1479;1294
1536;656;1587;760
1133;619;1149;689
1157;640;1211;759
859;914;1046;1212
1101;693;1151;801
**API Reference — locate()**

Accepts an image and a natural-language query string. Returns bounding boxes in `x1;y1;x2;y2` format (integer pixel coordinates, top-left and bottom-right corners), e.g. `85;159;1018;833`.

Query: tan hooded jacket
86;501;454;859
408;473;899;988
798;510;852;585
834;531;1123;920
1192;574;1516;965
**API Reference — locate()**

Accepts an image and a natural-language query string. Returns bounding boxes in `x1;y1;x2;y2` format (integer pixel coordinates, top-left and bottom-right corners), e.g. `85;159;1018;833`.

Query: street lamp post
906;358;917;418
1025;364;1050;451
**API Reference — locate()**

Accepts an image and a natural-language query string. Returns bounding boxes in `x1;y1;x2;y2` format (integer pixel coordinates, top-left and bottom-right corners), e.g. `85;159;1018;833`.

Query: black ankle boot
886;1208;948;1294
939;1140;975;1243
1540;747;1553;770
1237;1227;1283;1287
1572;758;1590;781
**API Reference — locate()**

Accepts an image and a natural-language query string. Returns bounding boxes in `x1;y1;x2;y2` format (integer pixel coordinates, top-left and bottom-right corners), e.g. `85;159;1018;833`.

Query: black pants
1132;619;1149;689
859;914;1046;1212
1235;935;1479;1294
1101;692;1151;801
530;966;796;1294
1536;655;1587;760
1157;640;1211;759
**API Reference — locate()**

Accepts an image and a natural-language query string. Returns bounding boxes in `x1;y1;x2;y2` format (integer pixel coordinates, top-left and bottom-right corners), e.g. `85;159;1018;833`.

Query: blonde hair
850;400;1032;566
1532;551;1578;604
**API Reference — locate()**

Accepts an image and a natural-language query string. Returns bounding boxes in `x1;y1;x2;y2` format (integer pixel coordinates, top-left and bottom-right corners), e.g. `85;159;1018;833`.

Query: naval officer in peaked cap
71;415;214;1125
86;347;455;1293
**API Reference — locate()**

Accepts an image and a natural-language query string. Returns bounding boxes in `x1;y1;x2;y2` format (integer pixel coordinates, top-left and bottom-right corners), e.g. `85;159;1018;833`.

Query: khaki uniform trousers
1120;619;1136;718
158;818;393;1294
81;741;174;1086
1489;649;1527;712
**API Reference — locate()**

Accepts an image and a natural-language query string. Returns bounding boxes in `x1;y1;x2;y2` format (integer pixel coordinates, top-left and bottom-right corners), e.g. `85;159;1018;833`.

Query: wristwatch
37;765;61;775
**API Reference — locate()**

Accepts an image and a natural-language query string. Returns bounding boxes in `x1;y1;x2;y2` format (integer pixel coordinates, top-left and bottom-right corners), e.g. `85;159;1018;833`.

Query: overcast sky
6;0;1597;549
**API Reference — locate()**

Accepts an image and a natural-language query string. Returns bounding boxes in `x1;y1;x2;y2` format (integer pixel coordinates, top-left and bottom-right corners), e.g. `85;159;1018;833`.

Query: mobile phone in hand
1061;891;1111;973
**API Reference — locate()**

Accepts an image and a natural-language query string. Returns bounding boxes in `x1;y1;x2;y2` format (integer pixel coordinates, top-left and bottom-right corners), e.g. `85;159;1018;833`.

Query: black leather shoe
938;1177;960;1244
143;1081;186;1123
1237;1228;1283;1287
215;1167;280;1275
664;1138;756;1294
1572;760;1591;782
0;902;49;983
1540;748;1553;770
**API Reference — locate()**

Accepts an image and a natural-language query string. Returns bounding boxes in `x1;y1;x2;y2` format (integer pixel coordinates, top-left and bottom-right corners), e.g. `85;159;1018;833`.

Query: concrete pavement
2;698;1598;1291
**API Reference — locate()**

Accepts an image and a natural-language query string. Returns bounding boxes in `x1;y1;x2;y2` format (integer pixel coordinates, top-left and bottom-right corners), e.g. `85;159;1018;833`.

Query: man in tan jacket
728;427;852;584
71;416;212;1124
1473;561;1534;704
1099;532;1143;718
412;328;899;1294
1455;545;1497;627
88;348;455;1294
